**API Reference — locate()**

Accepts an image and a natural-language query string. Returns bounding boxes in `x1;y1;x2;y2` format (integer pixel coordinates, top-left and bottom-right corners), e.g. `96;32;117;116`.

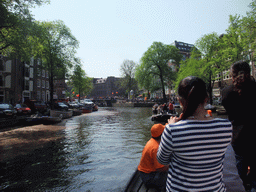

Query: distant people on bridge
222;61;256;192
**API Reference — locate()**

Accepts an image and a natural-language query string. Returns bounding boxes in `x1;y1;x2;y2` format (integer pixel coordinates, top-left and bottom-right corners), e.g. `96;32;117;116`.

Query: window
25;79;29;90
25;67;29;77
46;71;49;78
0;59;4;71
42;91;45;101
0;75;3;87
23;91;30;98
37;79;41;87
5;75;11;88
37;68;41;76
0;91;4;103
42;80;45;88
30;68;33;78
42;70;45;77
30;58;34;66
37;91;41;100
29;81;33;91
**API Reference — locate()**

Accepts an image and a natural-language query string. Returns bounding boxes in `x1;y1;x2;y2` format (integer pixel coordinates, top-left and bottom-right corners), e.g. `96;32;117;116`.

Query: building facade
213;59;256;98
89;76;125;99
0;55;66;104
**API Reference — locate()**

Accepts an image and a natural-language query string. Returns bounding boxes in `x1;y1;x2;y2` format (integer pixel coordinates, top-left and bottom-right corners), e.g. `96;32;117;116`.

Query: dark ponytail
178;76;208;120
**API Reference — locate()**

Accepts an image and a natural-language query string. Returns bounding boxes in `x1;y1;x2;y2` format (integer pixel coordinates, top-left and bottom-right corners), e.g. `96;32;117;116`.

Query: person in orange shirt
138;124;168;190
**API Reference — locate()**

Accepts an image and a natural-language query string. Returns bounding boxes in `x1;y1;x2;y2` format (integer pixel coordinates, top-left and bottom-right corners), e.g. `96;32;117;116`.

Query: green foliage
175;49;204;89
176;0;256;103
36;20;79;79
0;0;50;59
119;59;138;94
34;20;79;106
137;42;182;102
70;63;93;101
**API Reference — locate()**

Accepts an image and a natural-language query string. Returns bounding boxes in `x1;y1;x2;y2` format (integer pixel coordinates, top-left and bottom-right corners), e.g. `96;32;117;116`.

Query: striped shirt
157;118;232;192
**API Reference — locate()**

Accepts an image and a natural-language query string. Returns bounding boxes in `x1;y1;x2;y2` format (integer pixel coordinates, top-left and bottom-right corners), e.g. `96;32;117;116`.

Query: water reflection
0;107;155;191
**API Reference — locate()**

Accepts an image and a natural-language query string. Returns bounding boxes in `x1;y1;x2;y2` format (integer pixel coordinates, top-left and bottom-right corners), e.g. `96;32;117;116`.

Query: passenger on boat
138;123;168;191
152;103;158;115
157;76;233;192
162;103;168;114
222;61;256;192
168;101;174;114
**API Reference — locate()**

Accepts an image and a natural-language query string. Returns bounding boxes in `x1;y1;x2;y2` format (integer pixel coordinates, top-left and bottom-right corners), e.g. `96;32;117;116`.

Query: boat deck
125;169;161;192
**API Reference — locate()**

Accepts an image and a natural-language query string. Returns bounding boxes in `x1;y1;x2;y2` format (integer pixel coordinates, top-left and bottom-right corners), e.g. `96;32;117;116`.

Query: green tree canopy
0;0;49;60
36;20;79;107
119;59;138;97
176;33;221;104
138;42;182;102
70;63;93;102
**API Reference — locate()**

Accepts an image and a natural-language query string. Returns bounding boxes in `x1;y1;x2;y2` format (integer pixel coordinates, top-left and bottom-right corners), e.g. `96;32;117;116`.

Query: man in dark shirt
222;61;256;191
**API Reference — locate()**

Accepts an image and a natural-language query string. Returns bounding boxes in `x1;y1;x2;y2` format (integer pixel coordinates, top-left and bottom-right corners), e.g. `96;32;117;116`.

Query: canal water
0;107;155;192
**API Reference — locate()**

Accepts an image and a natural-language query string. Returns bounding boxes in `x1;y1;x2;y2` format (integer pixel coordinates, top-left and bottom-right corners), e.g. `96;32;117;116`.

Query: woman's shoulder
211;118;232;124
166;118;231;129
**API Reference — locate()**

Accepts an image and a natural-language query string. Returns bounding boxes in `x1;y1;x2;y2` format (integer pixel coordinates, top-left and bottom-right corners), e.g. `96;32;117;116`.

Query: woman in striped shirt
157;76;232;192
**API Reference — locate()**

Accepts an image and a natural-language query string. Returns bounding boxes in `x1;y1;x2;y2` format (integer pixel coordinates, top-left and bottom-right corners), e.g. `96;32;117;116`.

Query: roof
173;40;194;52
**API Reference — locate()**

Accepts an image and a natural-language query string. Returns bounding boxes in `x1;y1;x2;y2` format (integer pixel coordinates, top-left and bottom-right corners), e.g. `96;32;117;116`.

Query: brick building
213;59;256;98
89;76;125;99
0;55;66;104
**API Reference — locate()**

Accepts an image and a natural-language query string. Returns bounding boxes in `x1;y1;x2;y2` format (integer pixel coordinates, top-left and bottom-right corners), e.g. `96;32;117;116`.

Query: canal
0;107;155;192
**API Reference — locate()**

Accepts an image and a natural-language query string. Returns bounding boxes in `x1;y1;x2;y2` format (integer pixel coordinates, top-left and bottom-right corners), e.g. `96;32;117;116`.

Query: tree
70;63;93;102
176;48;203;88
0;0;49;60
139;42;182;103
221;15;250;66
195;32;221;104
135;63;154;97
241;1;256;63
119;59;138;98
176;33;224;104
36;20;79;108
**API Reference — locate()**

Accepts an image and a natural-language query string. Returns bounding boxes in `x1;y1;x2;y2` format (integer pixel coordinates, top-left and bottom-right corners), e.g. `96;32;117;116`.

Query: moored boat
92;104;98;111
42;115;62;124
151;112;178;123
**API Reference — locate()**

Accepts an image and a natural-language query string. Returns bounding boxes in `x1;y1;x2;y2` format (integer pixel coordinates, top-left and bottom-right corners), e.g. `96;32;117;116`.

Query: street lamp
130;90;134;100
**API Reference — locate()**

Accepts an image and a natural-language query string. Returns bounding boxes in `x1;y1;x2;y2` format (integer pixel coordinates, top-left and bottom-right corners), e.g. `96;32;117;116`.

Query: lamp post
130;90;134;101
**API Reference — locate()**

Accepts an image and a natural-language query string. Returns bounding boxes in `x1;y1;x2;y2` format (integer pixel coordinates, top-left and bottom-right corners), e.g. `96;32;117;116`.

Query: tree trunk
50;70;54;109
208;73;213;105
78;87;81;102
160;75;167;103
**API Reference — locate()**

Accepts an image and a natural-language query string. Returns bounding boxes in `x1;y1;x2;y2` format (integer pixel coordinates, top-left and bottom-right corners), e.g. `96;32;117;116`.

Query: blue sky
31;0;252;78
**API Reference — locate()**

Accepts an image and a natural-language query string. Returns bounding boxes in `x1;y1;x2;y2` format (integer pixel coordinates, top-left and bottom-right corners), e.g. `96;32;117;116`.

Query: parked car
14;104;31;115
83;99;94;105
0;104;17;118
54;102;69;111
69;102;81;109
34;101;48;113
24;100;48;114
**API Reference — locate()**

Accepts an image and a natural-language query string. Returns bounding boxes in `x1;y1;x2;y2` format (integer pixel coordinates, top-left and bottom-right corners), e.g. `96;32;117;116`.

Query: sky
31;0;252;78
